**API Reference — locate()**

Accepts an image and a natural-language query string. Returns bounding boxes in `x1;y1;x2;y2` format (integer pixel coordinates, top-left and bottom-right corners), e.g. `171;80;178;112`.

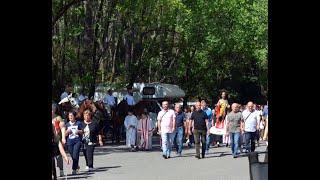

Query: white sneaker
85;166;89;170
89;167;94;171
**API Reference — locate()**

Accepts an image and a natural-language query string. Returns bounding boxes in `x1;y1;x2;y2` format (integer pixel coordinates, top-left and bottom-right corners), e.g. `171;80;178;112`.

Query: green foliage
52;0;268;103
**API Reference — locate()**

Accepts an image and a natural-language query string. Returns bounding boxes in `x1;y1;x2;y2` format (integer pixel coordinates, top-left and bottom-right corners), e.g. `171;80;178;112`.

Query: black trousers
83;144;95;168
245;132;256;152
193;129;206;157
52;156;57;180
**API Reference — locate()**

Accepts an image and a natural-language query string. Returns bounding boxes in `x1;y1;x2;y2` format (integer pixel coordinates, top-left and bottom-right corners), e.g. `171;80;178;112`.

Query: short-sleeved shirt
157;109;176;133
202;107;212;122
124;94;135;105
191;110;208;130
66;121;83;144
175;111;186;127
242;109;260;132
227;111;242;133
103;94;116;106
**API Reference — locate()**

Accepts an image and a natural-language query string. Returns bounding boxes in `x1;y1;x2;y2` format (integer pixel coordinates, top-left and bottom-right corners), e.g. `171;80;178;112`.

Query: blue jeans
161;132;174;157
206;121;213;151
245;131;256;152
67;140;81;170
172;126;184;154
229;132;240;157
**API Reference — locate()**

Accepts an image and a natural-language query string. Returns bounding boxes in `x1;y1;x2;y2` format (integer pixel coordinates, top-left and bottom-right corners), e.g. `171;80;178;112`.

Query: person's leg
230;132;235;156
83;145;89;167
168;132;174;157
177;127;184;154
161;133;168;157
52;156;57;180
73;141;81;171
67;143;75;170
206;133;211;151
189;128;194;146
250;132;256;152
234;132;240;157
55;155;64;176
201;130;207;158
245;132;251;152
87;145;95;169
206;122;212;152
193;129;200;158
172;130;177;152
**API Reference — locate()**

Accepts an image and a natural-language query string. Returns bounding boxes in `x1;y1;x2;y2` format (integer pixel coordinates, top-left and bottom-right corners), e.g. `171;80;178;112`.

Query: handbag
209;126;226;135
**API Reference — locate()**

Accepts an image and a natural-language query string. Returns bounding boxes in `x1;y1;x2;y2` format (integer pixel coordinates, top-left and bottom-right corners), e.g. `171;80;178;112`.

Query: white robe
137;117;154;150
124;115;138;147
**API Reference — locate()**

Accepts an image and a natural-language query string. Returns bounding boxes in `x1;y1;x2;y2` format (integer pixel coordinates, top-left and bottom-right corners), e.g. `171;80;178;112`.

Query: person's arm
157;113;162;133
205;119;209;135
240;121;244;132
256;112;261;131
58;141;70;164
191;120;194;133
240;113;245;133
226;116;230;134
172;111;176;132
263;117;268;140
58;120;66;145
190;113;194;132
76;122;83;135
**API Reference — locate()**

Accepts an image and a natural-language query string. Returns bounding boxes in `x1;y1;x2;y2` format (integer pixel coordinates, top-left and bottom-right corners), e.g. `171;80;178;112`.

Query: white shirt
103;94;116;106
124;94;135;105
67;121;79;139
242;109;260;132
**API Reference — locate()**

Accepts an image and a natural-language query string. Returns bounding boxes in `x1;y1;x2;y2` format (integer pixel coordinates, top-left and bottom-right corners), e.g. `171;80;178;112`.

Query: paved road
57;136;267;180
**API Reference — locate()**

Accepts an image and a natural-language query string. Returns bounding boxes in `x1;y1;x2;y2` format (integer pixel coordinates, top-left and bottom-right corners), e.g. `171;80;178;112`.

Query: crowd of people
52;86;269;179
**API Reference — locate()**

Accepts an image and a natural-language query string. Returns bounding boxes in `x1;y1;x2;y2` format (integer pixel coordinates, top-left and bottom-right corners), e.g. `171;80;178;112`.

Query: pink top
157;109;176;133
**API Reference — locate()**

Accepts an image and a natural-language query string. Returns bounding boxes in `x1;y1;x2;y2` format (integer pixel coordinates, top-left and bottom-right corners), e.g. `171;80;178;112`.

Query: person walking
242;102;260;153
157;101;176;159
190;102;209;159
226;103;243;158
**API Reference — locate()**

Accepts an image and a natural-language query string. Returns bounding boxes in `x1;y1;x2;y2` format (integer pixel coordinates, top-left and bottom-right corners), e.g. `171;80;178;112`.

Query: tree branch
52;0;86;26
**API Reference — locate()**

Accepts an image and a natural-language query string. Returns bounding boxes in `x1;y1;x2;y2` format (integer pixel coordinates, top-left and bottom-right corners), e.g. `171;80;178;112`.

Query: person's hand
192;128;194;133
172;127;175;132
62;138;66;145
99;140;103;146
64;156;71;164
67;129;72;134
207;130;210;135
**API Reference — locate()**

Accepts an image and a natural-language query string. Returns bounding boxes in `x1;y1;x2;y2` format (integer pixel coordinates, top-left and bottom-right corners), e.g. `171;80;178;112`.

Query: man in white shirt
124;88;135;106
103;89;117;109
242;101;260;153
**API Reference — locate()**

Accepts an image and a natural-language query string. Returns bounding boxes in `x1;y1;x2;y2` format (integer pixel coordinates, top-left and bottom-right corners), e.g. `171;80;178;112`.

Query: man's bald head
231;103;239;112
247;101;254;112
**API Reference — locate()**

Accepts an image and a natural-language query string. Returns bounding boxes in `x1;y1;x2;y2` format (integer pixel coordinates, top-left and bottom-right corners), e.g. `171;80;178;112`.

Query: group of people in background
156;91;268;160
52;86;269;179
